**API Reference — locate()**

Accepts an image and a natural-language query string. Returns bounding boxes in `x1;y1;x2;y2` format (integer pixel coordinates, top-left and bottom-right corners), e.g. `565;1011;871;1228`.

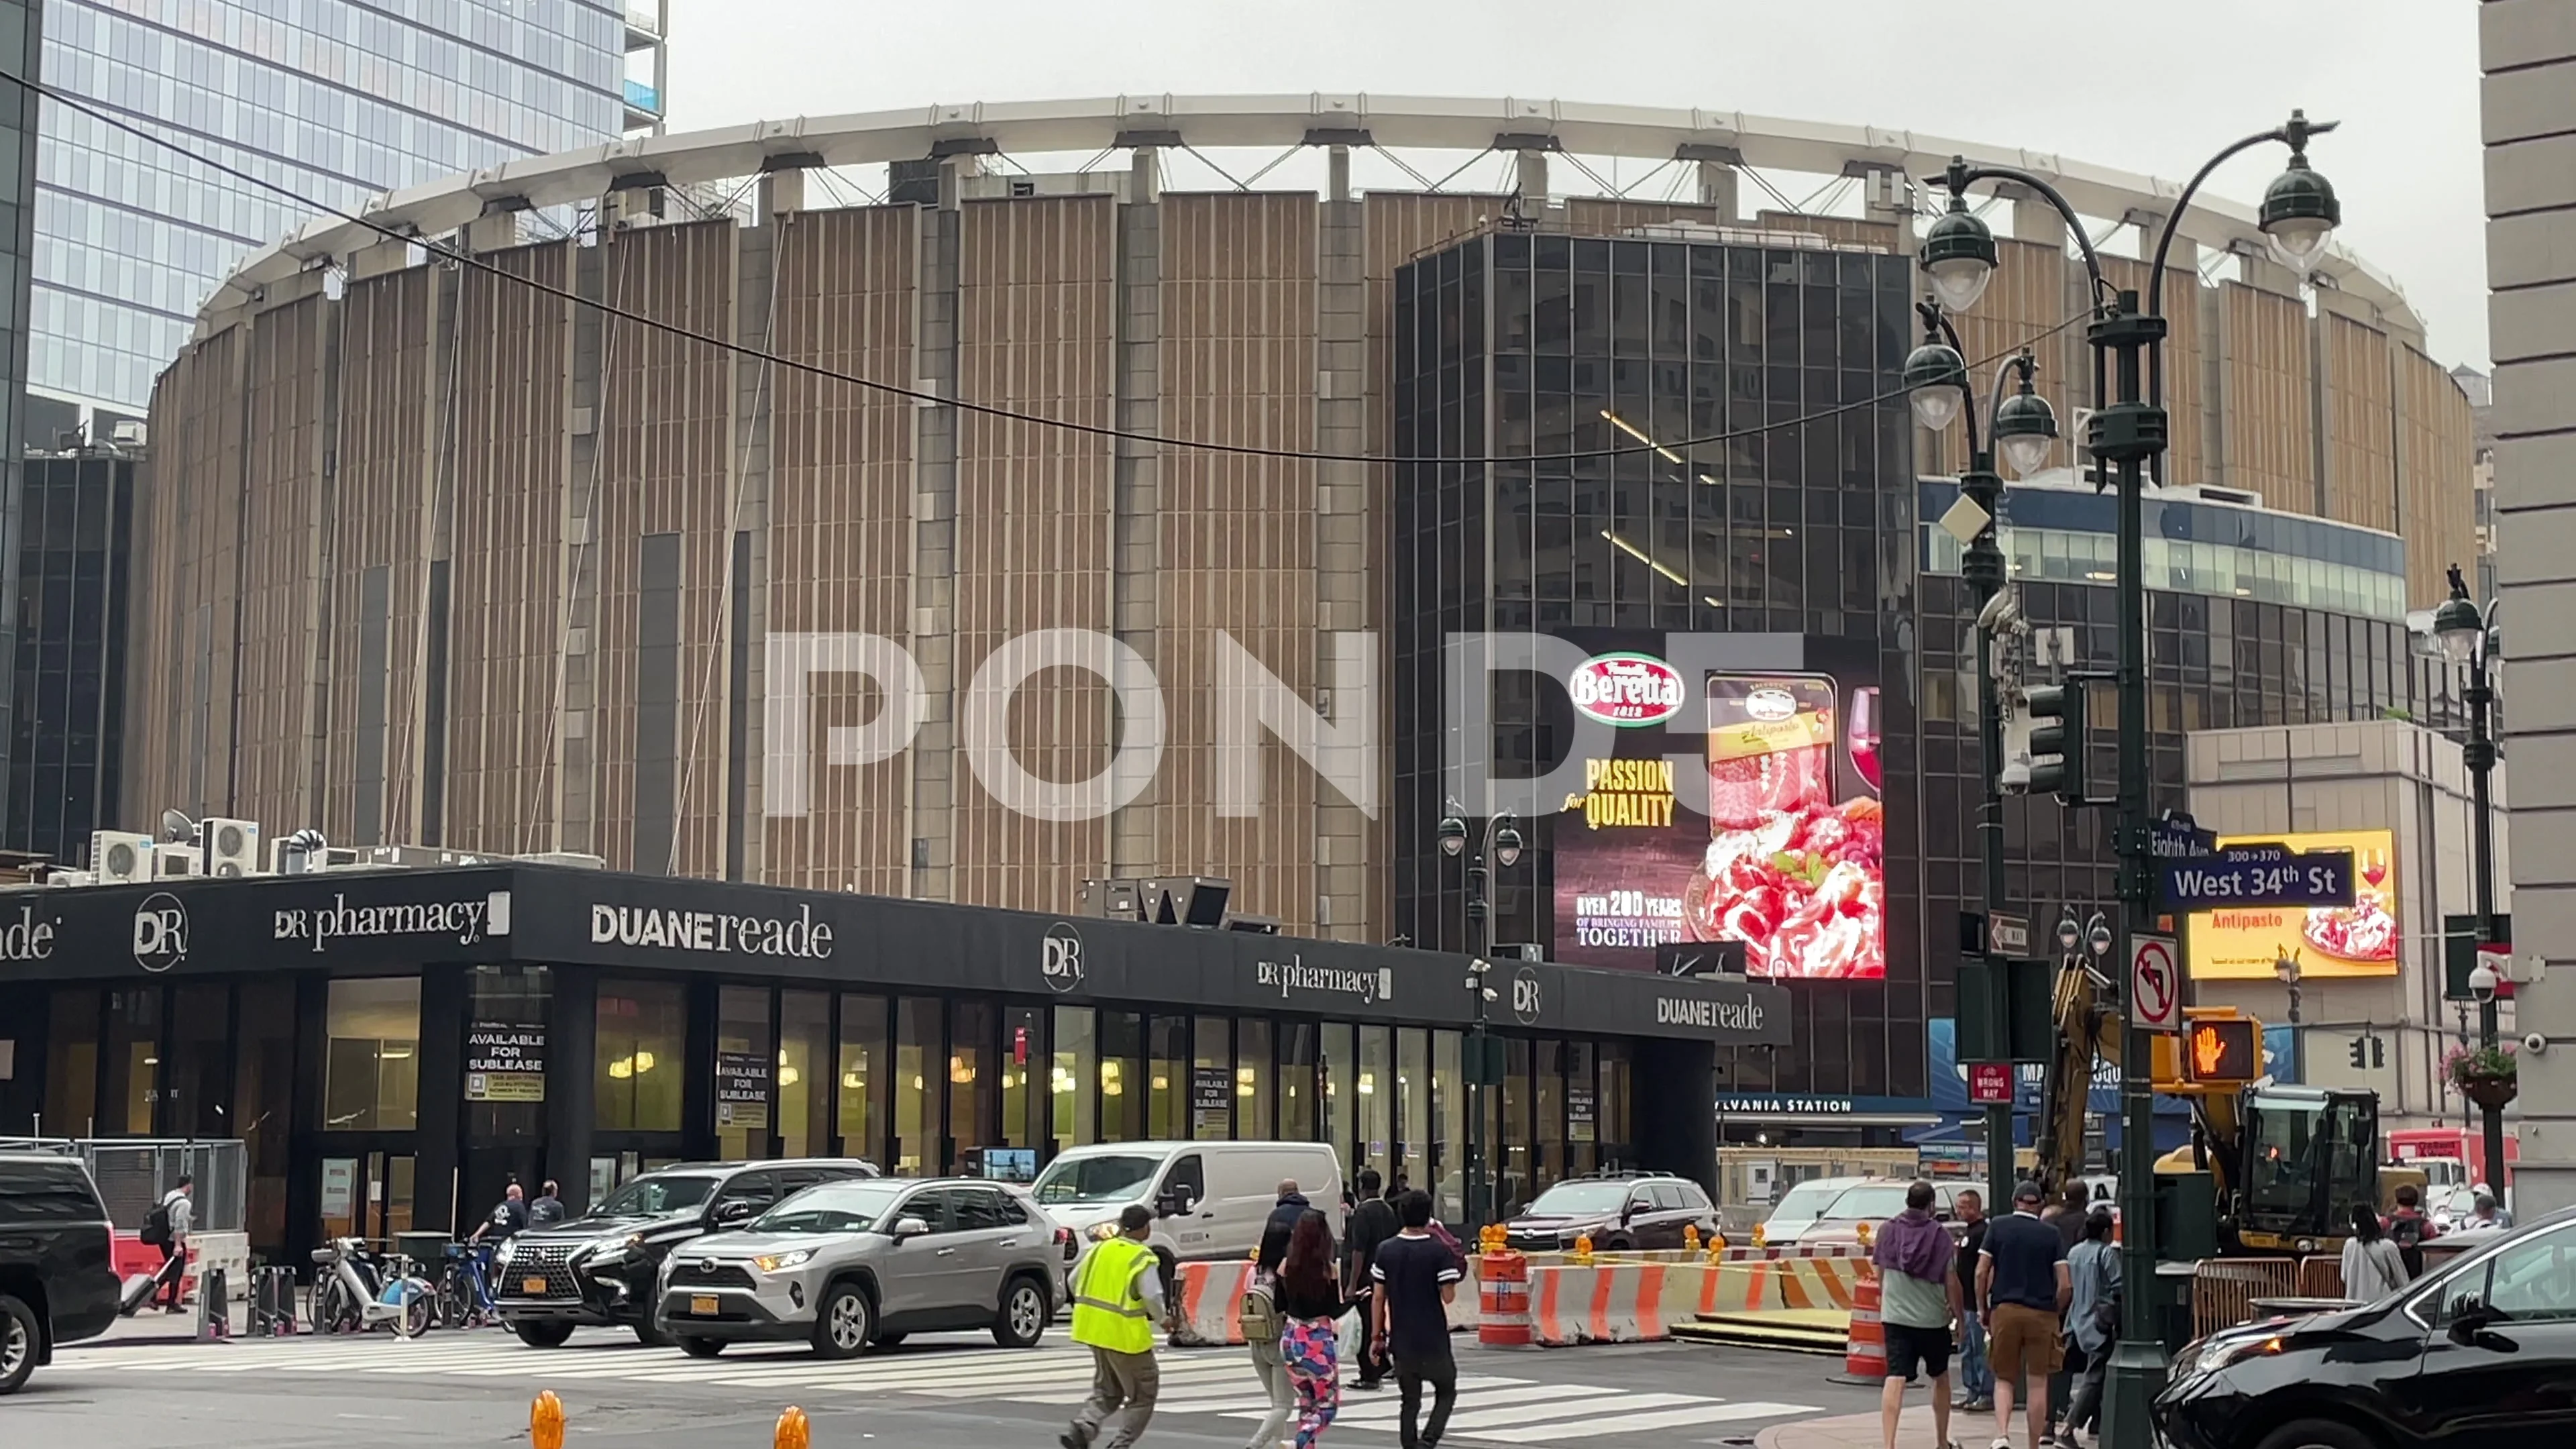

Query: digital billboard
2185;827;2398;979
1551;637;1884;979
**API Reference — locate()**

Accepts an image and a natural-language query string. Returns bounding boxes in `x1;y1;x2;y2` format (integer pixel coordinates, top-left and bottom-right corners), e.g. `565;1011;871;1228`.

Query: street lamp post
1912;112;2342;1449
2434;565;2508;1195
1905;309;2059;1212
1439;810;1522;1229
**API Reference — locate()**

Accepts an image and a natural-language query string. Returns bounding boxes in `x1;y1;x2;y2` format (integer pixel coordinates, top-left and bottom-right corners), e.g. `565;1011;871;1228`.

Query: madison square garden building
2;97;2484;1248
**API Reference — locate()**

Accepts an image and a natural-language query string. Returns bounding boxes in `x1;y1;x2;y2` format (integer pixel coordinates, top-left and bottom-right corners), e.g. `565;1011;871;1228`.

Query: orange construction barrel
1829;1267;1888;1385
1478;1251;1532;1348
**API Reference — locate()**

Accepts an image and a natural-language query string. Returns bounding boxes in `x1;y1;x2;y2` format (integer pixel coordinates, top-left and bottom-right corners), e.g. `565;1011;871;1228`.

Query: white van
1033;1140;1344;1267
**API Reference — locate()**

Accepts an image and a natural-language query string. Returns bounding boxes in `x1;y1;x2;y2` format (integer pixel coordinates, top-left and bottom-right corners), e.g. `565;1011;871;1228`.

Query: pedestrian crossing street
59;1333;1823;1444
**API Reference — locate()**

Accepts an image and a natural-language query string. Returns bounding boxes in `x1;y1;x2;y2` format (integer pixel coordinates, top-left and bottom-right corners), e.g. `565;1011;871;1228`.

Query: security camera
2525;1032;2550;1056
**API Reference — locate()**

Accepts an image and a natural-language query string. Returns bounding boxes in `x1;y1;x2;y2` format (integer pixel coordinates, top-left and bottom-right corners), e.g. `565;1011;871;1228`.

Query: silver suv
658;1177;1072;1359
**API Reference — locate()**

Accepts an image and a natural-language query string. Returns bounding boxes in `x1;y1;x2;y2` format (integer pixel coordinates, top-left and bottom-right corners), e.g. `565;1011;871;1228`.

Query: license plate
523;1277;549;1295
690;1295;719;1316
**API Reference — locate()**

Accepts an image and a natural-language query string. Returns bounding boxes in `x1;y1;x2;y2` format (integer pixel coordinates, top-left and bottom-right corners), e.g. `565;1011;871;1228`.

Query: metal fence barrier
2190;1256;2299;1338
0;1136;247;1230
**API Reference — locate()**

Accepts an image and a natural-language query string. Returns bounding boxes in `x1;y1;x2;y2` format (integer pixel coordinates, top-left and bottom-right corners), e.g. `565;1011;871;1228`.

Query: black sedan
2157;1207;2576;1449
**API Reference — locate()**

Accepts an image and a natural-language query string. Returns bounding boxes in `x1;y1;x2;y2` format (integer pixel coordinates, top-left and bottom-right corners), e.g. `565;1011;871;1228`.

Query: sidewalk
1758;1402;2014;1449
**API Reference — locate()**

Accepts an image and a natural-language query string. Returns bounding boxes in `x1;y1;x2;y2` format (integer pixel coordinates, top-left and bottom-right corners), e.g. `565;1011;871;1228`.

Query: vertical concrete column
1695;160;1737;221
2201;285;2229;492
1109;150;1163;881
757;168;804;223
2484;0;2576;1214
1516;149;1548;203
559;227;610;856
1313;156;1371;941
727;215;780;881
905;159;965;902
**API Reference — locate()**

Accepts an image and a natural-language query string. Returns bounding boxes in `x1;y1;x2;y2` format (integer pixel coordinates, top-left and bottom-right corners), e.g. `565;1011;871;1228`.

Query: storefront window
779;991;831;1160
1002;1006;1043;1150
1568;1041;1600;1177
1536;1040;1566;1193
235;980;295;1252
1431;1030;1462;1219
323;977;420;1132
1052;1006;1097;1149
1398;1029;1430;1195
466;967;548;1143
837;995;888;1165
1237;1019;1273;1140
1192;1016;1230;1141
1322;1022;1354;1167
1277;1021;1316;1144
714;986;773;1161
1148;1015;1188;1141
1601;1041;1633;1166
950;1000;994;1171
105;987;159;1135
1358;1024;1393;1182
1099;1012;1144;1142
168;984;228;1138
894;997;938;1173
596;979;686;1134
1501;1036;1533;1217
42;987;98;1138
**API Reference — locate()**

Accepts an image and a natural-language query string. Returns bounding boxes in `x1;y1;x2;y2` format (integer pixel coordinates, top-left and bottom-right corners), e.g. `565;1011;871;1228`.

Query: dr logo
1041;923;1085;993
1511;967;1544;1025
133;892;189;972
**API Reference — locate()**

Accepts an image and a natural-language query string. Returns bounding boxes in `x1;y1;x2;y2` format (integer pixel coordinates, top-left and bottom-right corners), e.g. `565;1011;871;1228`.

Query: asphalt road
31;1327;1889;1448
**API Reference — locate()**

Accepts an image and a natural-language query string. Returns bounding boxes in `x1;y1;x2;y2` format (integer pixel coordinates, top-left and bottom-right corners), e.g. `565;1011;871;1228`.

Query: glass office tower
28;0;631;419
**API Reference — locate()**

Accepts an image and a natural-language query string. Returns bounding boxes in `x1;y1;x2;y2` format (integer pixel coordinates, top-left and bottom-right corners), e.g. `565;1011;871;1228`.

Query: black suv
494;1158;876;1346
0;1152;120;1393
1502;1171;1721;1252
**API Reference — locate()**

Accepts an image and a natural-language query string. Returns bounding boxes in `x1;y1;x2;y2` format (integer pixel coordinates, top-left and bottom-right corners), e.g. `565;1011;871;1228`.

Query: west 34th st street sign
2159;842;2356;910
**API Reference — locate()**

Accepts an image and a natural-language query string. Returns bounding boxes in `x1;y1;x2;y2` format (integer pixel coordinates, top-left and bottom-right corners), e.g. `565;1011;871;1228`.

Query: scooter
311;1237;435;1337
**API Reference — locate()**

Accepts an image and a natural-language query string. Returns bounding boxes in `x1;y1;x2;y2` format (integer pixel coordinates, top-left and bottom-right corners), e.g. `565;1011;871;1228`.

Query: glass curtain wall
837;994;889;1165
779;990;832;1159
323;978;419;1132
714;987;773;1161
596;979;686;1135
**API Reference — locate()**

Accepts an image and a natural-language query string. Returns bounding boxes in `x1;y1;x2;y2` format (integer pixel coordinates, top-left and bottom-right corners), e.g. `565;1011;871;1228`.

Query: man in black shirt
472;1183;529;1244
1259;1179;1310;1274
1343;1169;1399;1390
1371;1189;1462;1449
1952;1189;1994;1413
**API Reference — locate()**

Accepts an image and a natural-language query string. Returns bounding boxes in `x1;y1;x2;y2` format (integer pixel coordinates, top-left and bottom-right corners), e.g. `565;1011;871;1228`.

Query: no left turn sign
2132;933;2180;1032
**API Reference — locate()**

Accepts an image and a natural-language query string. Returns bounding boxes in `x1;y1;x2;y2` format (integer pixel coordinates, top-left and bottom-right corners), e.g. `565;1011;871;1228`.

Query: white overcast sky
664;0;2489;368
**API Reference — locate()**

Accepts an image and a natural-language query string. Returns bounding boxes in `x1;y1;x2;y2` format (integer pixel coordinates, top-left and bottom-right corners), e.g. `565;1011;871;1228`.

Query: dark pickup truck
0;1152;121;1393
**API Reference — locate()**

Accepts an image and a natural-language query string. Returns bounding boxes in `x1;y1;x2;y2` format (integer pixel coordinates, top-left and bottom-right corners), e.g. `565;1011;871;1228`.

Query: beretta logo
133;891;188;972
1567;653;1685;727
0;902;56;961
591;902;833;959
1041;922;1085;992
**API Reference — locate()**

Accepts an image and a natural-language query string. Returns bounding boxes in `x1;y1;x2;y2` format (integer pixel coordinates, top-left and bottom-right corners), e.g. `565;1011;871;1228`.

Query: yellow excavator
2030;952;2415;1255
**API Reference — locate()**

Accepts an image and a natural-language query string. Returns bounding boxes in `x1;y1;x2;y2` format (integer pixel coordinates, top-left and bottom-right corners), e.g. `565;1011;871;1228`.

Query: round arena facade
124;96;2481;1112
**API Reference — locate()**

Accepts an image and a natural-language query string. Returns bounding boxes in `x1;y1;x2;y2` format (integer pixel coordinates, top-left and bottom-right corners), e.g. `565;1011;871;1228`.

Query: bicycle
436;1242;499;1329
310;1238;434;1338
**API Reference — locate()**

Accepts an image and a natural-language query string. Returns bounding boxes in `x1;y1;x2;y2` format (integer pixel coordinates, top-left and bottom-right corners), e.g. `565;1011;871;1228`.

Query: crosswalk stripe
1471;1401;1825;1442
1436;1392;1717;1432
1311;1383;1625;1424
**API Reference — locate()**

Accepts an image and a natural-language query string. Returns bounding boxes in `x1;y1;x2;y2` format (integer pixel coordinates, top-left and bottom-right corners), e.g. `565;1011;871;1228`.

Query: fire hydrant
1570;1232;1595;1265
529;1391;566;1449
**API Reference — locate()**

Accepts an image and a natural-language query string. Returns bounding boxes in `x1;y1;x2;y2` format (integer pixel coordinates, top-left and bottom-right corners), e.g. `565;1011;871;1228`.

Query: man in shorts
1872;1180;1962;1449
1976;1181;2071;1449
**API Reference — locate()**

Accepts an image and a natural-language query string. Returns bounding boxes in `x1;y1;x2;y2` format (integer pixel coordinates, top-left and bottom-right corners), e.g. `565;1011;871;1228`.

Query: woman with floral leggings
1275;1210;1347;1446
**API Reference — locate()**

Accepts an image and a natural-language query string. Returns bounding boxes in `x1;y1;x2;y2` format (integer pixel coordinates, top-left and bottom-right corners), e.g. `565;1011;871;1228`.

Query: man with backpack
144;1175;194;1311
2384;1185;2436;1279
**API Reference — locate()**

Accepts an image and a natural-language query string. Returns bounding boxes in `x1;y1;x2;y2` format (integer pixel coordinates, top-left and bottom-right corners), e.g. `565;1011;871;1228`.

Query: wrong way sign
2131;933;2180;1032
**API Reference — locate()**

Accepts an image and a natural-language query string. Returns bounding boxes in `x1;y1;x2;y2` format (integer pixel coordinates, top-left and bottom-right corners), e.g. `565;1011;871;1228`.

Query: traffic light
2185;1018;2261;1085
2347;1034;2385;1071
2023;682;2085;802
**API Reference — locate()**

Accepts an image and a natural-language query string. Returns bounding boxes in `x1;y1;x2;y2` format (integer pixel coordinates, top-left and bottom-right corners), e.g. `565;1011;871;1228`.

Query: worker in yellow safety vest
1063;1202;1167;1449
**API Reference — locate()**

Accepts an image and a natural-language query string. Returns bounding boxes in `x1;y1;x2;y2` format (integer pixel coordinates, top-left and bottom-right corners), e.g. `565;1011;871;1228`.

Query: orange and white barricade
1169;1259;1255;1346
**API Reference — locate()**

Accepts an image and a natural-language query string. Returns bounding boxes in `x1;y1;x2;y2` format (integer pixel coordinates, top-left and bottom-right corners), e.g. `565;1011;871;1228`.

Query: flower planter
2461;1077;2518;1112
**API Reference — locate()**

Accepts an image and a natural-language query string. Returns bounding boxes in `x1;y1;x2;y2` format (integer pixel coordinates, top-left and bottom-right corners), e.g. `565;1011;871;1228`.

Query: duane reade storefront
0;864;1788;1261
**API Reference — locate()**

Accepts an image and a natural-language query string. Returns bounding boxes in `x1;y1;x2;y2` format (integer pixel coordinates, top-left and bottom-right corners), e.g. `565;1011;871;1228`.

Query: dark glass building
1392;223;2465;1144
5;447;132;861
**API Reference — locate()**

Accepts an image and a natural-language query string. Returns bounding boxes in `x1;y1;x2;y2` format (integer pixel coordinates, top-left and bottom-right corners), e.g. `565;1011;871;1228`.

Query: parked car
496;1157;876;1347
2155;1205;2576;1449
1034;1140;1342;1267
1752;1175;1871;1248
659;1176;1075;1358
0;1152;120;1395
1768;1179;1965;1249
1501;1173;1721;1253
